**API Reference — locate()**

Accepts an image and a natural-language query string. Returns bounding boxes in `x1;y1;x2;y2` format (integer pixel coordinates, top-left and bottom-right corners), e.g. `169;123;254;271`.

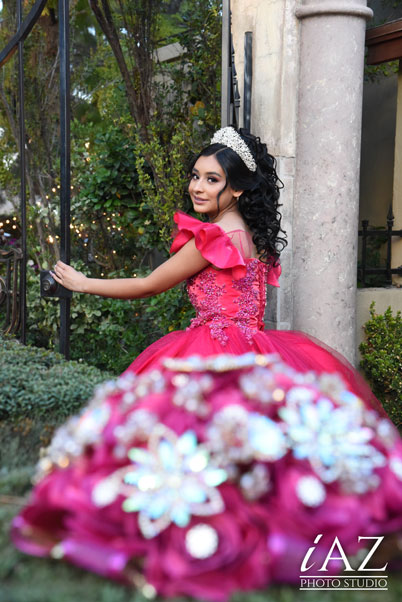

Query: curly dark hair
188;127;287;265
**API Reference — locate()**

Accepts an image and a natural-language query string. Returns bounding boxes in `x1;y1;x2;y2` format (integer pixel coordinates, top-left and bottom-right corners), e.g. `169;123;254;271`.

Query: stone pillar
392;62;402;286
293;0;373;364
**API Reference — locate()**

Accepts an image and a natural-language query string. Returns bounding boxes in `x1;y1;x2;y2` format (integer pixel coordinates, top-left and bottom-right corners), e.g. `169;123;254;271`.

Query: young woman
13;127;402;600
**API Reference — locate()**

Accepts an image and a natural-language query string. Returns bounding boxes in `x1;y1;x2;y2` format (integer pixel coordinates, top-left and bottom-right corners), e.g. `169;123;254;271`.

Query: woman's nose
194;178;204;192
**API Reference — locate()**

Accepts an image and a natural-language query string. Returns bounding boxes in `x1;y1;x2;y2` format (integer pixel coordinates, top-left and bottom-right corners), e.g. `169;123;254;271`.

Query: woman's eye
191;173;199;180
208;177;218;183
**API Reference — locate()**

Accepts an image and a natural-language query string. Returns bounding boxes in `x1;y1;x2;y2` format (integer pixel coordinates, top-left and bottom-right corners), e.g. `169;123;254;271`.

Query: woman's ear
233;191;244;199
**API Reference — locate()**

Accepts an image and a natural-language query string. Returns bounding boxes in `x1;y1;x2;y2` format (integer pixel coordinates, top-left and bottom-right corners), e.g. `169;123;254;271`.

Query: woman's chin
192;203;211;215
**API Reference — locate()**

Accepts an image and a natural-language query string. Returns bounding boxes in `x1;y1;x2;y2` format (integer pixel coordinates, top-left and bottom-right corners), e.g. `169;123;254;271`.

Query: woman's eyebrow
192;168;222;177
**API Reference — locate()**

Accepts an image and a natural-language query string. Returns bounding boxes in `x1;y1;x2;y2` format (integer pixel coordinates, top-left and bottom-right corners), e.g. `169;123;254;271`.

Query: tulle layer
127;324;385;415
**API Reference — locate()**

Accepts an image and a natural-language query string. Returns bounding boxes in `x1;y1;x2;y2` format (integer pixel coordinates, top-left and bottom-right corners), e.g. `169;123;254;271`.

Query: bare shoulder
214;216;248;233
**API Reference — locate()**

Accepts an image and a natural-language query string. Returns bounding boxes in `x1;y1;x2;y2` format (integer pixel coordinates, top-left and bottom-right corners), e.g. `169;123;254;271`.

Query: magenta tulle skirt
128;325;384;415
11;325;402;600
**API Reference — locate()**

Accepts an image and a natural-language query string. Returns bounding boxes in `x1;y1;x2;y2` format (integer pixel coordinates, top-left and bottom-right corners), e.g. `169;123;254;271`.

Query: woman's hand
51;261;87;293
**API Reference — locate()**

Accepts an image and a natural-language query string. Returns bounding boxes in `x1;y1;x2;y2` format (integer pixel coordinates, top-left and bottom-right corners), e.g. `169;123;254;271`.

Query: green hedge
0;336;110;473
0;336;110;421
359;303;402;427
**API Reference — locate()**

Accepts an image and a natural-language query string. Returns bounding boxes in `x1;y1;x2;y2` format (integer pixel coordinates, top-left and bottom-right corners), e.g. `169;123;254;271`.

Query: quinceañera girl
13;128;402;600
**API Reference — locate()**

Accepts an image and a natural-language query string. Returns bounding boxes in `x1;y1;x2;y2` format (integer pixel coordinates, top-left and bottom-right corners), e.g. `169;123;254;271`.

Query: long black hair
188;128;287;265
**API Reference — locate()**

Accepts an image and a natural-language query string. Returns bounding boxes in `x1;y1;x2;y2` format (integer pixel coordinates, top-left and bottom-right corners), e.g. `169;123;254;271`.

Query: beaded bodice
170;212;281;345
186;261;268;344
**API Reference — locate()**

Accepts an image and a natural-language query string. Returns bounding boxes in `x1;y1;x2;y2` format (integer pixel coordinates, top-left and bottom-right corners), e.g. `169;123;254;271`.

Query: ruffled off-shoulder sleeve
267;262;281;288
170;212;247;279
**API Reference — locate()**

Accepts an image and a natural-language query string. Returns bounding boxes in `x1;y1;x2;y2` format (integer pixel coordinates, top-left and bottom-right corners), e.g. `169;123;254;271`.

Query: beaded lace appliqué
186;262;267;345
232;260;262;341
187;270;231;344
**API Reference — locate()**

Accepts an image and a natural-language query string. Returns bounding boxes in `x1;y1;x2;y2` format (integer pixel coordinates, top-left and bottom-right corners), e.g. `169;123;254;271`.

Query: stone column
293;0;373;364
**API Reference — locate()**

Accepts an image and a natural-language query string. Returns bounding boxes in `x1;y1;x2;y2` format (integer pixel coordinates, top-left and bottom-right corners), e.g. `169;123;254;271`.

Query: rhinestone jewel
185;523;219;559
248;413;287;461
296;475;326;507
120;425;227;538
50;543;65;559
163;352;280;374
389;457;402;480
92;475;122;506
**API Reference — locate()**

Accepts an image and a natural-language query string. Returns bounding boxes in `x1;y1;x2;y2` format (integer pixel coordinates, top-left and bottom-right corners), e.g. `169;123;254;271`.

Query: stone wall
231;0;299;331
232;0;373;364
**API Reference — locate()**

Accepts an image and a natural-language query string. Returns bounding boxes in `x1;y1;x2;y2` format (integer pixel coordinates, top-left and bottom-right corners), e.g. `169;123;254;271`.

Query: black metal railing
358;205;402;286
0;0;71;357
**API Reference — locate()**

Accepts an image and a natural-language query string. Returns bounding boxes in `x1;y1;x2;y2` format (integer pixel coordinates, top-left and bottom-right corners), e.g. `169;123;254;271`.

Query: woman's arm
51;238;209;299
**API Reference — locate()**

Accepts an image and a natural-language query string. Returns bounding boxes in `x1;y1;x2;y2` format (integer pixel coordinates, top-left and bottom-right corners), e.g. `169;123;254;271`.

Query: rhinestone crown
210;127;257;172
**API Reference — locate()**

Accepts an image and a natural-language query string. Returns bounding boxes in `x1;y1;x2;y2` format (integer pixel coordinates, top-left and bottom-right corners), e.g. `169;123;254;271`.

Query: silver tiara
210;127;257;172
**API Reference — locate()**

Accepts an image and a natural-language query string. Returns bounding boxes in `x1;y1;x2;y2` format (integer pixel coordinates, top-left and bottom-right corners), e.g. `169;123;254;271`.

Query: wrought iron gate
0;0;71;357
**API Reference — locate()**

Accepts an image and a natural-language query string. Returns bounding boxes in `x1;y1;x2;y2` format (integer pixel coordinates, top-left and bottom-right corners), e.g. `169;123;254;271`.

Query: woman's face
188;154;240;220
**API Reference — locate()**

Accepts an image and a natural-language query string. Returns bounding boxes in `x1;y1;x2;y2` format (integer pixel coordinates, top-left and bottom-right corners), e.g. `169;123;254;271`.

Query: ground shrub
0;336;110;422
0;336;110;471
359;303;402;427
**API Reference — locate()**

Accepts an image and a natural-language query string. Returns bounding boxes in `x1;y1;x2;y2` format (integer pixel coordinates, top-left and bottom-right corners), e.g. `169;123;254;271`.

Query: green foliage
365;61;399;83
70;121;162;273
133;123;194;246
359;303;402;426
0;335;109;421
131;0;222;246
1;0;218;371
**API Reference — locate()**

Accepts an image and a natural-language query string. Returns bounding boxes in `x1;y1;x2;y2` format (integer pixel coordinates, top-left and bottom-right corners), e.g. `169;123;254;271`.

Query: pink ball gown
12;212;402;600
